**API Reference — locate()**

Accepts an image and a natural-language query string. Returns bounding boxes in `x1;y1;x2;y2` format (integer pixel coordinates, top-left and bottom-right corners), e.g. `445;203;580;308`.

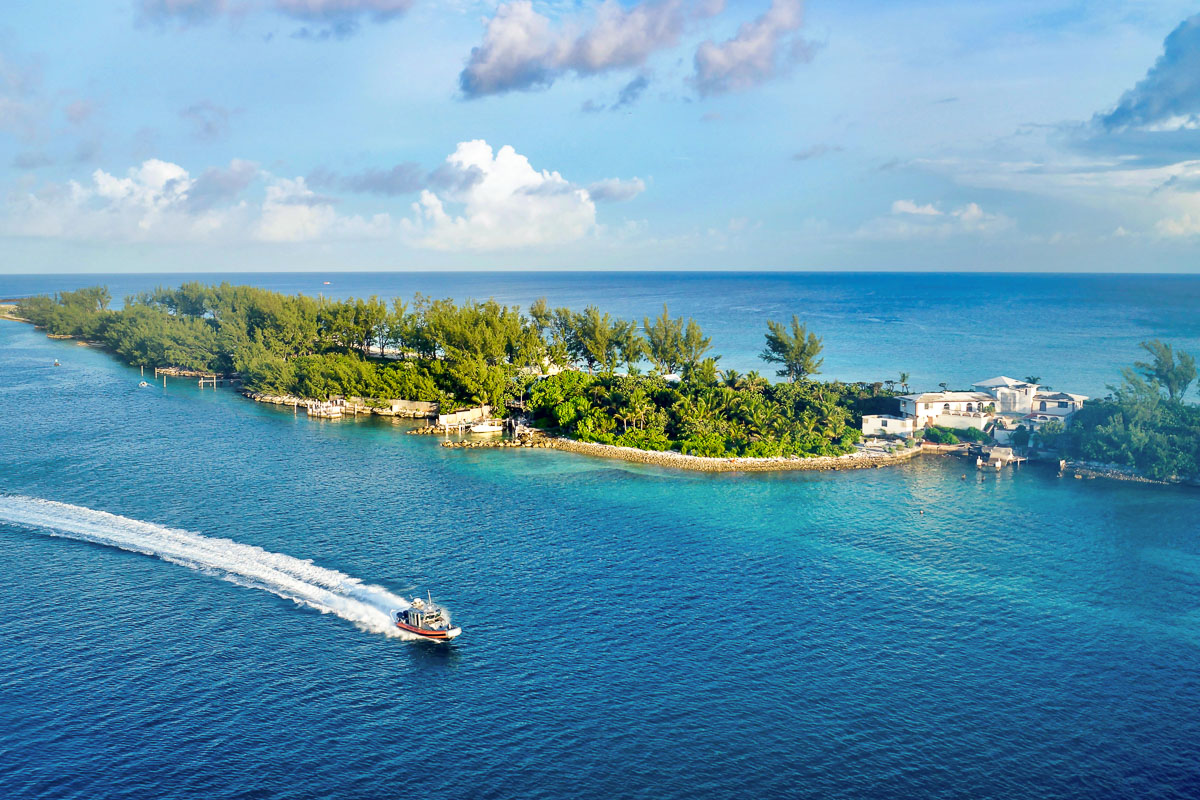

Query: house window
966;403;974;412
1039;401;1047;411
943;403;950;411
881;419;888;427
1058;401;1069;409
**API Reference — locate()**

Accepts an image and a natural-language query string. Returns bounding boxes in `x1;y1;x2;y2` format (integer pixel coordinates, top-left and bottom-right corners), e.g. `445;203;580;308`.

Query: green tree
761;316;824;382
643;304;684;375
1133;340;1196;402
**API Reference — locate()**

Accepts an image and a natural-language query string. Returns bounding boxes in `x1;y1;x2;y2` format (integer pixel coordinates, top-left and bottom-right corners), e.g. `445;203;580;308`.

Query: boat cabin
401;606;448;630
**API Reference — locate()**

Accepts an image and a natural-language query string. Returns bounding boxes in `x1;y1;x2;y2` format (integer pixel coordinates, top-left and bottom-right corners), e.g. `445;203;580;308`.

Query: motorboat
138;381;150;387
470;422;503;434
393;595;462;641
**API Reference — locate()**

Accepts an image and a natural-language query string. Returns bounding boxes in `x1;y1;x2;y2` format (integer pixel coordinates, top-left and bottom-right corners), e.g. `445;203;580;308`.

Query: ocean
2;272;1199;799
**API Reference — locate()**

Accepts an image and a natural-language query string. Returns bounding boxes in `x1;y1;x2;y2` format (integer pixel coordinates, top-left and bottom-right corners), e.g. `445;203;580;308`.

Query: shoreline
441;432;926;473
9;315;1194;486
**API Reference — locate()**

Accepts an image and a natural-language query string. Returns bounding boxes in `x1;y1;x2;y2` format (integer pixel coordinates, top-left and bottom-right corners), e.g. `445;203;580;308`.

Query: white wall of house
933;411;990;431
988;386;1037;415
863;415;915;437
1032;396;1085;417
901;394;994;428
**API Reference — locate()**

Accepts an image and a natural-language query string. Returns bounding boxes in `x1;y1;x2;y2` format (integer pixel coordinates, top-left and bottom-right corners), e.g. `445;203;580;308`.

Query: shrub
924;425;959;444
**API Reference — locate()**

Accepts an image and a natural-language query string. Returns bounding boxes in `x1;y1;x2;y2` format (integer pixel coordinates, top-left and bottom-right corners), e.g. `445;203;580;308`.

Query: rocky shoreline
242;390;434;418
1063;459;1199;487
439;431;925;473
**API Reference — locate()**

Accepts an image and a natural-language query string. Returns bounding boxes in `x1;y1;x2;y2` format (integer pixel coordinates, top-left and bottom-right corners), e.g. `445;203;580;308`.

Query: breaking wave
0;495;420;638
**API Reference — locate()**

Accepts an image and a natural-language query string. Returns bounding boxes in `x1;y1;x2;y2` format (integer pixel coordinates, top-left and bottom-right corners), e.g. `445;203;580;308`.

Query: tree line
18;283;871;457
1055;340;1199;480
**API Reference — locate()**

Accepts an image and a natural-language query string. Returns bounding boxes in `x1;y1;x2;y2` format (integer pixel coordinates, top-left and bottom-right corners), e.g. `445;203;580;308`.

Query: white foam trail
0;495;421;639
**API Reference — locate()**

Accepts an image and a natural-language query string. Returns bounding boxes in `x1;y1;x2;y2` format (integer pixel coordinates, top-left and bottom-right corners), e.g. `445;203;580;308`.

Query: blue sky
3;0;1200;272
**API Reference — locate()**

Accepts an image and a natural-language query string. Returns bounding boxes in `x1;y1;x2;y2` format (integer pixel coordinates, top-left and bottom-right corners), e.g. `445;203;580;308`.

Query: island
8;283;1199;483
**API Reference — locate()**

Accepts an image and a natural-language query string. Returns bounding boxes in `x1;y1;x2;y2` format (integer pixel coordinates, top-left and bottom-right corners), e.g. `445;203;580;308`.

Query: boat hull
395;619;462;641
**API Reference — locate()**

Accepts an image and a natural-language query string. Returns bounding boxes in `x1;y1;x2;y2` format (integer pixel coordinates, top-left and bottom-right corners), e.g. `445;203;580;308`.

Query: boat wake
0;495;421;639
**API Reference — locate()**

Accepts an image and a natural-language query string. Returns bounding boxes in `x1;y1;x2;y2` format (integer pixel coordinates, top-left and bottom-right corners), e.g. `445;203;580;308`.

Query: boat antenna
428;590;433;606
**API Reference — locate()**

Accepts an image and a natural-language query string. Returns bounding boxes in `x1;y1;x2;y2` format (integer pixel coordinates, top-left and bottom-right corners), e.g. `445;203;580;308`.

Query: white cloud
256;176;391;242
2;158;388;243
855;199;1013;240
1156;214;1200;237
402;140;599;250
891;199;941;216
691;0;812;95
460;1;721;97
587;177;646;202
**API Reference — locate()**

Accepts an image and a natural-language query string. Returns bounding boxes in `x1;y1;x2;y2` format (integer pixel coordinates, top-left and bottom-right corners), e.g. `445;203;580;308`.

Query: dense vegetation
18;284;886;458
1059;341;1200;480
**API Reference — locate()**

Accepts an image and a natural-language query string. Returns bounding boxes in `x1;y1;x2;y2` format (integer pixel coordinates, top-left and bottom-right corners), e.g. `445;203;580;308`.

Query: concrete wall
437;405;492;426
933;411;989;431
391;399;439;415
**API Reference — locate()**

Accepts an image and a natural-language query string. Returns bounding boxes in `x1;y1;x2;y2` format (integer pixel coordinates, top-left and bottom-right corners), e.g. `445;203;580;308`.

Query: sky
2;0;1200;273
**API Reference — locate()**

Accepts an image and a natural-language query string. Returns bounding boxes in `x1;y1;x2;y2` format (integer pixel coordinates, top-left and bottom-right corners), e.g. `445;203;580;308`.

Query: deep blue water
5;271;1200;397
2;274;1200;799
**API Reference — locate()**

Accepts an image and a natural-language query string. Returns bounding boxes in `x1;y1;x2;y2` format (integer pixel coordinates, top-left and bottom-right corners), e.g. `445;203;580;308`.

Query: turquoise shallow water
3;274;1200;798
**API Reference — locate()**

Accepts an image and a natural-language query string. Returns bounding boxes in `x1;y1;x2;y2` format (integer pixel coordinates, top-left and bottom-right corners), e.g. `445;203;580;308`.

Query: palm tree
899;372;910;392
938;381;949;392
1023;376;1041;385
744;370;768;393
722;368;742;389
627;390;654;430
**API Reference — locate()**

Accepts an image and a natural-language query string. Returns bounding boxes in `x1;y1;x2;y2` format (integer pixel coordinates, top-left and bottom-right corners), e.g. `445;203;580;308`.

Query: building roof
973;375;1036;389
863;414;909;421
900;391;995;403
1034;391;1088;402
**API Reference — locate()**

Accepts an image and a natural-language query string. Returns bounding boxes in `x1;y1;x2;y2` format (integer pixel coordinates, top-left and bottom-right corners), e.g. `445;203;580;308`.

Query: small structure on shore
976;445;1026;470
862;414;915;437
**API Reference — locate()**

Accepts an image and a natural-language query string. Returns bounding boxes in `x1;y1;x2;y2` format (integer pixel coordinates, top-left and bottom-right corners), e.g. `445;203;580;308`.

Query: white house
1027;391;1088;423
898;375;1088;433
898;391;996;431
862;414;916;437
972;376;1039;414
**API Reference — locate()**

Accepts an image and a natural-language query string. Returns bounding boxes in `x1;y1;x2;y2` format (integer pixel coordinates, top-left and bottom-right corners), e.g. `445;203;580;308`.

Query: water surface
2;279;1200;798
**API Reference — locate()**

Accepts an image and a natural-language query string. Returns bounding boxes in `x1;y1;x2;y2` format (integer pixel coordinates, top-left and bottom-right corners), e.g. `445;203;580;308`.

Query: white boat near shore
470;422;503;434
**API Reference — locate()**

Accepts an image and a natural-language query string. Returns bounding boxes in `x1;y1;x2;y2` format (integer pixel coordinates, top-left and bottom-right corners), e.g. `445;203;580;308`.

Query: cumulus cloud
587;177;645;202
891;199;941;216
402;140;611;250
257;175;390;241
2;157;387;243
460;1;719;98
691;0;813;95
855;200;1013;240
186;159;260;211
1094;14;1200;132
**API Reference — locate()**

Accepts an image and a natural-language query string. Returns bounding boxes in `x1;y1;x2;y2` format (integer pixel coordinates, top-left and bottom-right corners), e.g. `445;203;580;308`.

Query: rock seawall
442;433;924;473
